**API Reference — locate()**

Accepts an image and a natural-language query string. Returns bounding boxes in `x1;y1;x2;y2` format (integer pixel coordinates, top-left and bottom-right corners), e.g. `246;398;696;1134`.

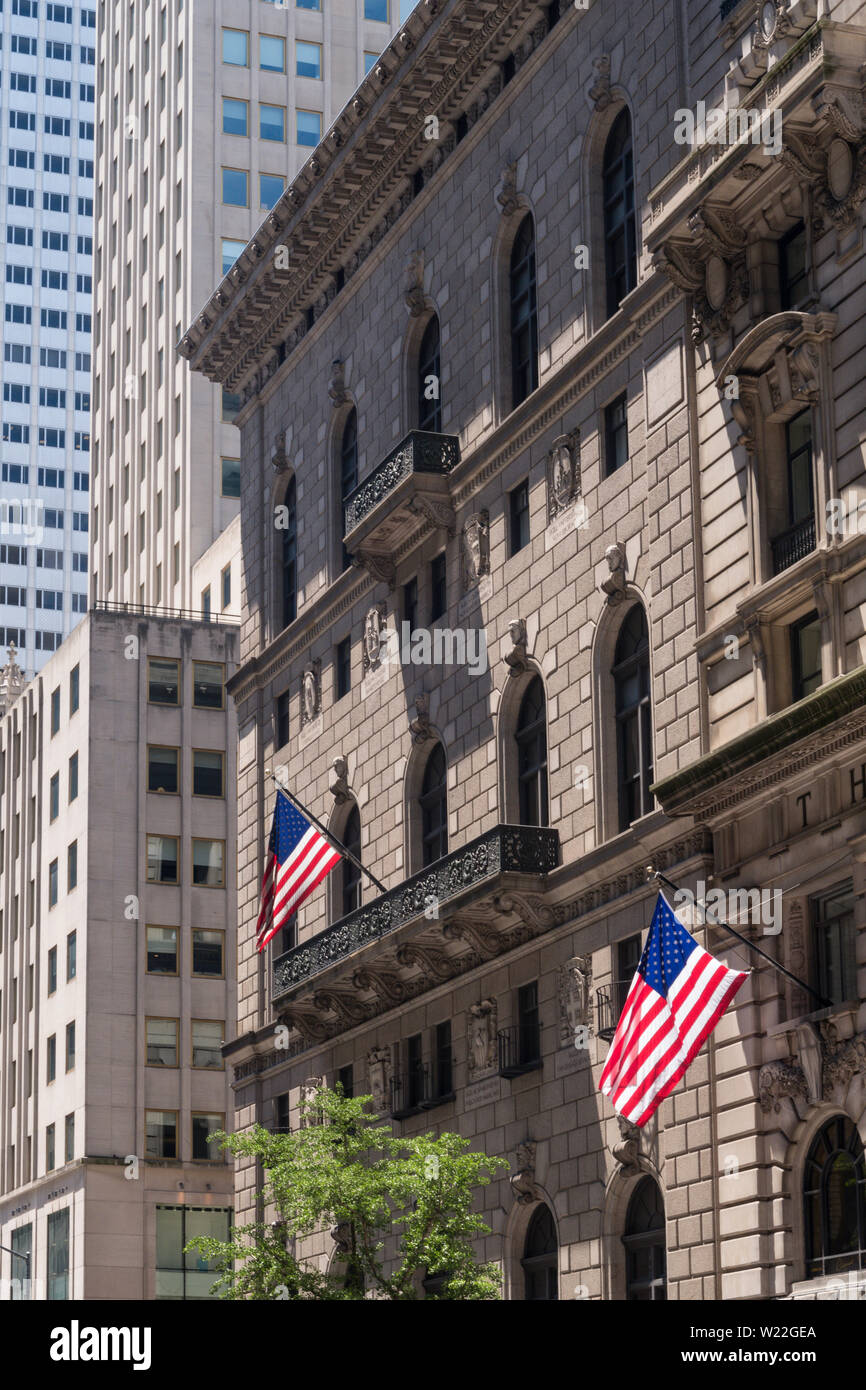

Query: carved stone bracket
409;693;435;746
510;1141;541;1205
272;431;290;472
329;757;350;806
503;617;529;677
352;967;409;1007
601;543;628;606
654;205;750;343
407;494;456;538
758;1024;866;1113
328;359;349;407
588;54;611;111
495;162;521;217
353;551;397;590
444;917;501;960
403;251;426;316
395;941;452;982
493;891;556;933
611;1114;641;1172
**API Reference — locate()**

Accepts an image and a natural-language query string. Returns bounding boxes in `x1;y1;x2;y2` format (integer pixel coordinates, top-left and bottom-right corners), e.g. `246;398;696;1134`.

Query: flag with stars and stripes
599;893;748;1127
255;790;342;952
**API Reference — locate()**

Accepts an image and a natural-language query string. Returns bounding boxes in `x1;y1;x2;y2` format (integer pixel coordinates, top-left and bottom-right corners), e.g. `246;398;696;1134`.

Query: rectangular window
276;690;290;749
260;34;286;71
779;221;808;310
222;28;248;66
146;1017;179;1067
47;1036;57;1084
296;41;322;78
435;1020;453;1097
272;1093;291;1134
50;772;60;822
64;1114;74;1164
145;1110;177;1160
148;657;180;704
201;586;211;620
148;745;179;794
193;751;224;798
66;931;76;981
51;686;61;734
222;389;242;422
296;109;321;147
790;611;822;703
430;553;446;622
222;97;248;137
69;664;79;714
49;859;59;908
811;883;856;1007
516;981;540;1066
221;564;231;610
192;1114;224;1162
336;638;351;700
147;925;178;975
260;173;285;209
69;752;78;801
509;480;530;555
604;393;629;476
192;930;224;978
616;934;643;1017
155;1205;231;1298
65;1021;75;1071
192;840;225;888
48;947;57;995
192;1019;224;1070
336;1064;354;1098
221;457;241;498
67;841;77;891
46;1125;57;1175
221;240;246;276
147;835;179;884
47;1209;69;1300
403;576;418;632
365;0;389;19
193;661;224;709
260;104;285;143
786;411;814;528
222;167;248;206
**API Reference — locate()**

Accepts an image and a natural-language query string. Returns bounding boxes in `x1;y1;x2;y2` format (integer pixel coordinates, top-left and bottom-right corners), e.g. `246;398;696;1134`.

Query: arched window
804;1115;866;1278
419;743;447;867
613;604;652;831
281;476;297;629
516;675;548;827
623;1177;666;1301
339;407;358;572
340;803;362;919
417;315;441;433
603;108;637;318
509;214;538;410
521;1204;558;1301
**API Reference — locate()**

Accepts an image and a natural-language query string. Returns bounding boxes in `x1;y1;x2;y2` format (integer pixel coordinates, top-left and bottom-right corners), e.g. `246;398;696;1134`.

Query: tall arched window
623;1177;666;1301
340;802;362;918
417;315;441;433
339;407;358;573
613;604;652;831
419;743;447;866
516;675;548;827
603;108;637;318
804;1115;866;1278
281;476;297;629
521;1204;558;1301
509;214;538;410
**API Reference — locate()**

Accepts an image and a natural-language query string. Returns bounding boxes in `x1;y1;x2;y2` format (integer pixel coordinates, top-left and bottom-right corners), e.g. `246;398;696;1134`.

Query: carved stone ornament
758;1025;866;1113
403;251;426;316
467;998;498;1079
300;1076;324;1127
559;954;593;1046
272;431;290;472
611;1114;641;1171
301;660;321;725
329;757;350;805
495;162;520;217
461;511;490;591
409;693;435;746
328;359;349;407
330;1221;352;1254
653;206;750;344
588;53;611;111
362;601;388;673
504;617;529;678
510;1141;541;1205
366;1046;392;1117
353;550;397;590
601;543;627;606
546;431;580;522
0;643;25;715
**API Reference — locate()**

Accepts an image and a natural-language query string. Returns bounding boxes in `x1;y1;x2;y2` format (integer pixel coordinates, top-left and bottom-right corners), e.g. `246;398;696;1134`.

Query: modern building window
193;661;225;709
522;1205;558;1301
192;839;225;887
365;0;388;20
604;393;629;475
66;931;76;981
47;1208;69;1300
516;676;548;827
47;1035;57;1084
222;167;248;206
281;476;298;626
417;315;441;432
70;665;79;713
364;52;377;75
65;1021;75;1071
46;1124;56;1173
297;109;322;147
192;1019;224;1070
147;834;179;884
49;859;59;907
67;841;77;891
192;930;224;978
51;686;61;734
64;1114;75;1164
148;657;180;705
48;947;57;995
790;611;822;703
148;745;179;794
434;1020;453;1098
221;239;246;276
804;1114;866;1279
403;576;418;632
146;1017;178;1067
296;41;322;78
509;479;530;555
420;743;448;866
341;803;362;918
603;108;637;317
222;28;248;66
193;751;224;798
772;411;815;575
336;637;352;699
623;1177;667;1300
779;221;808;309
509;214;538;409
222;97;248;137
260;34;286;72
613;605;653;831
430;552;446;622
192;1113;224;1161
155;1206;231;1298
221;564;232;610
811;883;856;1007
146;925;178;975
260;173;285;209
69;752;78;801
145;1110;178;1160
260;103;286;142
275;690;290;749
221;457;241;498
50;772;60;821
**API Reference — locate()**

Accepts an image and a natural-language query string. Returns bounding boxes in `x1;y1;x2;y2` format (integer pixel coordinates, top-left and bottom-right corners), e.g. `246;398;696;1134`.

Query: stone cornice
652;663;866;818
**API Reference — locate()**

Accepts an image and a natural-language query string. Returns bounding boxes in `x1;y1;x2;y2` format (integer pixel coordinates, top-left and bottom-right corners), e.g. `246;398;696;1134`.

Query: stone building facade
183;0;866;1299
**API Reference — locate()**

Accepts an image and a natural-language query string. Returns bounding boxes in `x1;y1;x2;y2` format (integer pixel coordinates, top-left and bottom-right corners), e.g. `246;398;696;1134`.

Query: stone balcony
342;429;460;587
272;824;559;1044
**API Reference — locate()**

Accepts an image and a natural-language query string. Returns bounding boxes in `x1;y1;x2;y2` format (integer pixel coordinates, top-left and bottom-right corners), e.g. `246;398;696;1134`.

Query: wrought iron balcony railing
497;1024;542;1078
595;980;633;1042
771;515;816;576
272;823;559;999
343;429;460;538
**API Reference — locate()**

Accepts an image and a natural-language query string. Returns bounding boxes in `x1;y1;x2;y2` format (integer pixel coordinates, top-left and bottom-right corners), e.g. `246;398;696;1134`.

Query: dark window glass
280;915;297;954
790;611;822;702
623;1177;667;1300
603;108;637;317
804;1115;865;1279
403;576;418;632
417;316;441;432
281;476;297;627
613;605;653;831
155;1205;231;1300
604;393;629;475
148;745;179;794
522;1204;557;1300
811;884;856;1008
147;926;178;975
510;214;538;408
193;662;224;709
517;981;540;1067
47;1209;70;1301
148;658;180;705
430;553;446;622
780;221;808;309
616;934;642;1016
420;743;448;866
786;411;814;527
340;409;358;572
336;637;351;700
510;480;530;555
435;1020;453;1097
341;804;361;918
337;1064;354;1099
407;1032;423;1109
273;1094;290;1134
275;691;290;749
193;930;224;977
516;676;548;827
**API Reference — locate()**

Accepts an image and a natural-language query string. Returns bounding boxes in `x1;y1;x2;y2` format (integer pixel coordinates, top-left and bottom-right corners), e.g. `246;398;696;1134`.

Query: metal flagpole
266;767;389;896
647;866;831;1008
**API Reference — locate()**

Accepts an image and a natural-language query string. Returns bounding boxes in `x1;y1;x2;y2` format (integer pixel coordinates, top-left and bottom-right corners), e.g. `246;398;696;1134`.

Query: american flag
600;893;748;1127
255;790;343;952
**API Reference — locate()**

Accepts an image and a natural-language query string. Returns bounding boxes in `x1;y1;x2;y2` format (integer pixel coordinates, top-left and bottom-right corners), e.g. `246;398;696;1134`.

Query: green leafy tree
187;1085;508;1300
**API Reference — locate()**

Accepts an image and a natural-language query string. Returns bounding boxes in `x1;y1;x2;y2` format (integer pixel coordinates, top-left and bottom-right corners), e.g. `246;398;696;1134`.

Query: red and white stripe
256;826;342;952
600;945;747;1127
